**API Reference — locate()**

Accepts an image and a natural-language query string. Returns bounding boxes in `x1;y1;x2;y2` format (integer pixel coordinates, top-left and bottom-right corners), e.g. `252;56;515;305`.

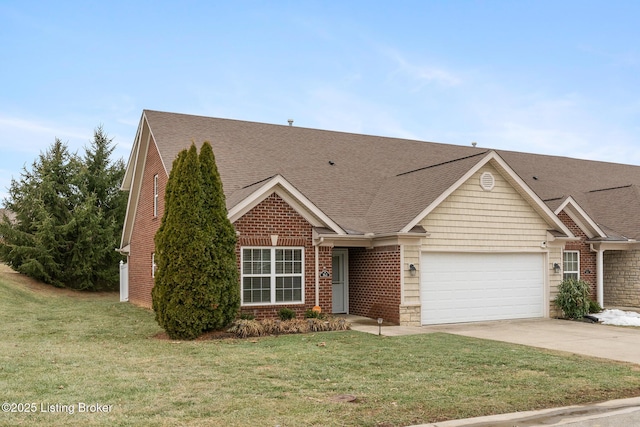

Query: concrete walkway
347;316;640;365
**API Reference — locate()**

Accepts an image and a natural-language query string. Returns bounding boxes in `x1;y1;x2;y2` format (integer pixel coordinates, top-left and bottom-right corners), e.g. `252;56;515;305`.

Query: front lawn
2;266;640;426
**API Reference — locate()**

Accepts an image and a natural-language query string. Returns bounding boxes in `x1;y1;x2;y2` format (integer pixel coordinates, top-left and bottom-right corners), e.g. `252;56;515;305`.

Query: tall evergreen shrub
152;142;239;340
199;142;239;330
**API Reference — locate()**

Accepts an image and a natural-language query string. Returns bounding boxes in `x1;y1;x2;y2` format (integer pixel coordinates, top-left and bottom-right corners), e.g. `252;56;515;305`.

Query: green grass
1;269;640;427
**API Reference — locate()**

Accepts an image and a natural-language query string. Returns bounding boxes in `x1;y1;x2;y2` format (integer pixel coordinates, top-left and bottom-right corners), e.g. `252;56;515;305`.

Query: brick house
118;110;640;325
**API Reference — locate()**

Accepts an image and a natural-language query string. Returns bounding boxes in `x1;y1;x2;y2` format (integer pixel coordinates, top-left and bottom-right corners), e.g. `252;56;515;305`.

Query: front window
241;247;304;305
563;251;579;280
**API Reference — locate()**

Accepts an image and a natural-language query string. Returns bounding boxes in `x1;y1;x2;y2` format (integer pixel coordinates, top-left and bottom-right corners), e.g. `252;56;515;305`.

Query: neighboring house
118;110;640;325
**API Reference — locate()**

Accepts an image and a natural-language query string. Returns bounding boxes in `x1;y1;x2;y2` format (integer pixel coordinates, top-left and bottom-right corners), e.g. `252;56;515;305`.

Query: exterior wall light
553;263;561;274
409;264;417;276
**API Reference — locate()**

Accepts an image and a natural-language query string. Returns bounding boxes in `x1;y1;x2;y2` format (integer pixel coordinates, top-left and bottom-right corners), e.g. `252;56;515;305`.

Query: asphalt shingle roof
144;110;640;239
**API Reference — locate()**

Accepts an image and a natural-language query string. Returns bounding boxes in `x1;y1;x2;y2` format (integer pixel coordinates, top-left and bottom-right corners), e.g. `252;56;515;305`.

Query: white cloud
0;115;88;152
304;85;419;141
383;48;462;89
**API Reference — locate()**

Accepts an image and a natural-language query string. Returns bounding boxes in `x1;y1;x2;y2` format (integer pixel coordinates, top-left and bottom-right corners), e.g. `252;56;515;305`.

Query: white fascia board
401;151;574;238
119;116;151;249
400;157;489;233
314;230;427;248
546;230;580;244
120;114;145;191
591;241;640;251
228;175;346;235
554;196;607;239
489;153;574;238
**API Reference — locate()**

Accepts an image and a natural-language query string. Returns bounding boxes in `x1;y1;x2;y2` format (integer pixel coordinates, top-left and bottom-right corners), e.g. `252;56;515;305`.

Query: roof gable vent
480;172;495;191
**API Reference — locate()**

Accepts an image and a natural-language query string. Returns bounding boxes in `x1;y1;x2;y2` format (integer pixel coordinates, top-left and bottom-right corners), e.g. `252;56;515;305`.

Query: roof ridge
587;184;633;193
241;175;277;189
395;150;489;177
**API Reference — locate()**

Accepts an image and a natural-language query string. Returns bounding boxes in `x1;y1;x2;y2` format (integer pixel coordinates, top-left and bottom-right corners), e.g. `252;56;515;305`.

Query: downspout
596;247;604;307
315;244;320;307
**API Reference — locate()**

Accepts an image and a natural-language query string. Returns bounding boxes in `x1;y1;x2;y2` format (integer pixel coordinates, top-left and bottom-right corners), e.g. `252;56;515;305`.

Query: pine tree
0;139;80;287
0;128;126;290
152;142;239;340
75;126;127;289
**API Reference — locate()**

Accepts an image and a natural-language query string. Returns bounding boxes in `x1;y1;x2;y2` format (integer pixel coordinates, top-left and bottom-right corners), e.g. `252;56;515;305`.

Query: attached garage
420;252;545;325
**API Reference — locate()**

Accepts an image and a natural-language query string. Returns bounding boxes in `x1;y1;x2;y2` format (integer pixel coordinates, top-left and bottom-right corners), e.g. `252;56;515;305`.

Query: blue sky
1;1;639;203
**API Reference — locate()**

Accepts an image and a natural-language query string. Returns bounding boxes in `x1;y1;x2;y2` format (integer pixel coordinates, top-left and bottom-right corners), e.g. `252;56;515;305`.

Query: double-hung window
563;251;579;280
241;247;304;305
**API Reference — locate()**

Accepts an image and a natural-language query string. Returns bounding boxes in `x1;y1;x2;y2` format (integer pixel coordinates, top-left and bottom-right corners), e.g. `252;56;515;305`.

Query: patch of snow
592;309;640;327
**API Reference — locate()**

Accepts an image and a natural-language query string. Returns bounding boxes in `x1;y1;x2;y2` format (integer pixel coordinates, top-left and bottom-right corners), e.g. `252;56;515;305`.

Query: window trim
240;246;305;306
153;174;159;218
563;250;580;280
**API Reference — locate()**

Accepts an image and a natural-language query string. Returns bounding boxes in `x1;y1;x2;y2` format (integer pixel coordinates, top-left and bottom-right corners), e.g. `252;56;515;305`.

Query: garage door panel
421;253;544;325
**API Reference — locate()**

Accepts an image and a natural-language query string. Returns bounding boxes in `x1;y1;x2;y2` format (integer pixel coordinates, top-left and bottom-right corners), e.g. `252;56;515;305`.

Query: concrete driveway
348;316;640;365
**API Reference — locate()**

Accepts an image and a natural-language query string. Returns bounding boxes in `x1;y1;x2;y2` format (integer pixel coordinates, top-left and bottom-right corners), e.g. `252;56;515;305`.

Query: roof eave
313;228;429;248
400;151;575;238
228;175;346;235
554;196;607;239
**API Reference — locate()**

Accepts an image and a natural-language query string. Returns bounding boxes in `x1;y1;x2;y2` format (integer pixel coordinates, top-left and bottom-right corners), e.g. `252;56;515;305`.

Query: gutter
313;229;429;248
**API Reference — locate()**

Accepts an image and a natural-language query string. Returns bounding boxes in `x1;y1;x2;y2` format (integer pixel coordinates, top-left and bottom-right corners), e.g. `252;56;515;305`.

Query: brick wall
557;211;597;298
234;192;333;319
128;141;165;308
127;142;332;318
604;250;640;308
348;246;401;324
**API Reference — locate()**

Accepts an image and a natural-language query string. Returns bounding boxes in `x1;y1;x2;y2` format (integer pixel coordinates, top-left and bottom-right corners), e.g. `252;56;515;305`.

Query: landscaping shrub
260;319;281;335
227;317;350;338
589;299;603;314
307;318;329;332
327;316;350;331
278;308;296;320
227;319;264;338
554;278;591;319
281;319;309;334
305;308;324;319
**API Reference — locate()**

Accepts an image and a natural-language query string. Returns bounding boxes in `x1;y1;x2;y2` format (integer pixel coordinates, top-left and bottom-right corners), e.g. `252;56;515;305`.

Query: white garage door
421;252;544;325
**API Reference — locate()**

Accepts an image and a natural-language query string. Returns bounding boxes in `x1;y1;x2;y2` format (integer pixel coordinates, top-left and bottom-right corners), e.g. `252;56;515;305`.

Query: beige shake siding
421;164;550;251
400;163;563;322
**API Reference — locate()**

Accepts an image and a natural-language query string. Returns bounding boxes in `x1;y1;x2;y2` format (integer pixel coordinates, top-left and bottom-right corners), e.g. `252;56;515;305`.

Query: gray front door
332;249;348;313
